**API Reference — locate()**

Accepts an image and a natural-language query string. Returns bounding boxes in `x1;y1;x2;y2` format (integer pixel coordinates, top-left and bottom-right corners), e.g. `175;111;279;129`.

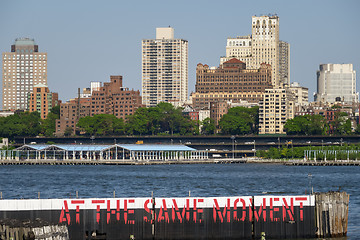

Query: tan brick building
259;88;294;134
27;84;59;119
55;76;142;136
2;38;47;110
192;58;272;110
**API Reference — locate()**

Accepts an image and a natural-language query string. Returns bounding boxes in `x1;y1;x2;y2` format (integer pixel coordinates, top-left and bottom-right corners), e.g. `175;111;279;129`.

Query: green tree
201;118;216;135
355;124;360;134
77;114;124;136
284;115;329;135
218;106;259;135
64;127;73;136
125;107;151;135
307;115;329;135
41;105;61;137
0;111;42;139
284;116;309;135
331;112;352;135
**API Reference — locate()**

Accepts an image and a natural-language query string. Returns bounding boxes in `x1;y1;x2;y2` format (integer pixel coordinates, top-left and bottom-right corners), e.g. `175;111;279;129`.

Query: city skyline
1;0;359;105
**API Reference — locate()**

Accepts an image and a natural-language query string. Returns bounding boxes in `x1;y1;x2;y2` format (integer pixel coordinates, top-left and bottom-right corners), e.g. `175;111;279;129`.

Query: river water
0;163;358;239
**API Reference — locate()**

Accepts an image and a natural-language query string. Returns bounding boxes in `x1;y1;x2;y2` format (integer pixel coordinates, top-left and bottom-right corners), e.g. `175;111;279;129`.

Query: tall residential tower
2;38;47;110
142;27;188;107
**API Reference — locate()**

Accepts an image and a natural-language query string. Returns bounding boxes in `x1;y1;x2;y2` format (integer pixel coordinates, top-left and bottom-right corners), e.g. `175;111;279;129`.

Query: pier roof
116;144;195;151
15;144;195;152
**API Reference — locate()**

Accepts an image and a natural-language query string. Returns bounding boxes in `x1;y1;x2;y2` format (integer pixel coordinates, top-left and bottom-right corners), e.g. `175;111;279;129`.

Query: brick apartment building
28;84;59;119
90;76;142;118
55;76;143;136
192;58;272;110
55;97;91;136
210;101;230;127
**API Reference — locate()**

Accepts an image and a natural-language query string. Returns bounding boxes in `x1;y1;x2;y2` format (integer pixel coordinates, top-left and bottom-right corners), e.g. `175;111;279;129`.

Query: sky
1;0;359;104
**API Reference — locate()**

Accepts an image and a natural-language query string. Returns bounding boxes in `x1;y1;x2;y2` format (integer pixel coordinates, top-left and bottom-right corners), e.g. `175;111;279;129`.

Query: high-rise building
251;15;280;87
27;84;59;119
220;15;289;88
142;27;188;107
259;88;294;134
279;41;290;86
2;38;47;110
192;58;272;110
220;35;253;67
315;64;358;104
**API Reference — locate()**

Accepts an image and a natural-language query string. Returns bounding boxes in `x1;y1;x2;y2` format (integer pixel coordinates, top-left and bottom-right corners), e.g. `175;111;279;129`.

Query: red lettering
158;199;170;223
59;200;71;224
249;198;253;222
295;197;308;221
171;199;185;223
254;198;266;222
124;199;135;224
270;198;280;222
234;198;247;221
143;199;152;222
185;199;190;221
282;197;294;221
213;199;230;223
193;199;203;223
107;199;120;224
92;200;105;224
71;200;84;224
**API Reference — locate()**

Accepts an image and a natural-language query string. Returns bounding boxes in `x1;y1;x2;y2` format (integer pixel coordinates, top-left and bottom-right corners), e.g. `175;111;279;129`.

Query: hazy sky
1;0;359;104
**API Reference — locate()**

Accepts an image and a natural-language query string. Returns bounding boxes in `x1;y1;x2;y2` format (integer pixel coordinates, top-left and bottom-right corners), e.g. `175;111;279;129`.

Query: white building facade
315;64;358;104
142;27;188;107
2;38;47;110
287;82;308;106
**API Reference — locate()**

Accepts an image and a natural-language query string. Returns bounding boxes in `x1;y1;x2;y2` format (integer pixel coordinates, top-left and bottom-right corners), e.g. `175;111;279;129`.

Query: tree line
284;112;356;135
0;106;60;139
0;103;359;139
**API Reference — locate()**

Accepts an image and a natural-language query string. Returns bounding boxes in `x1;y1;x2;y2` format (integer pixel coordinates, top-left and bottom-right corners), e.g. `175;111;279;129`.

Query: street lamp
231;136;235;159
278;137;280;149
253;140;256;157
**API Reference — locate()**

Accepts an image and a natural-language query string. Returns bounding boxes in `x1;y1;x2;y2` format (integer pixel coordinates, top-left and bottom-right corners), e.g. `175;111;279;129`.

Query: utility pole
231;136;235;159
253;140;256;157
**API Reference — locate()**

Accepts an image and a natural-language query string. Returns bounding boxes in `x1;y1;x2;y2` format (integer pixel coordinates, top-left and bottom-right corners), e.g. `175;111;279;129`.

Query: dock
0;158;247;165
0;158;359;166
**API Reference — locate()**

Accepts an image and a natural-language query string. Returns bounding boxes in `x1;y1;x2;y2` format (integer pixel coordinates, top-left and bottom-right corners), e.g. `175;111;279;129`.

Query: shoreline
0;158;359;166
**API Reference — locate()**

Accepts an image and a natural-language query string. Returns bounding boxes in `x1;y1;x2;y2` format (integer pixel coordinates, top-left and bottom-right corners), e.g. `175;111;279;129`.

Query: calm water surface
0;164;358;239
